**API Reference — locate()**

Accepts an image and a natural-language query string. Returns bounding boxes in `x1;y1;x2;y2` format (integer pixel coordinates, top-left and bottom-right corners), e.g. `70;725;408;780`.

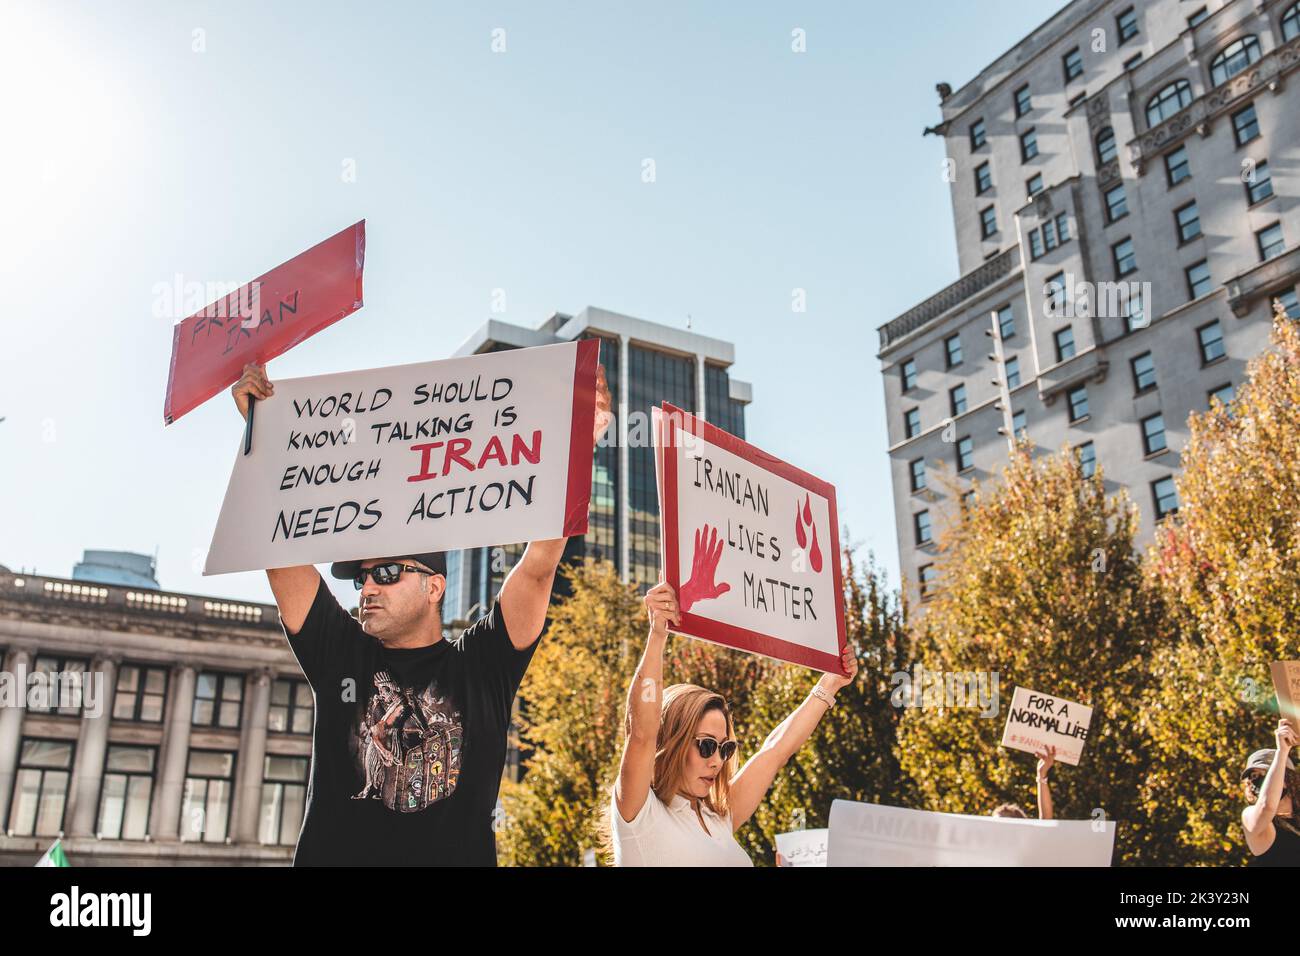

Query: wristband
811;687;835;710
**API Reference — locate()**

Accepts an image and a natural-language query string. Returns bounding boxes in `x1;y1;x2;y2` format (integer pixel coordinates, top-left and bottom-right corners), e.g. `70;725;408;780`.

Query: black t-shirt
283;577;537;866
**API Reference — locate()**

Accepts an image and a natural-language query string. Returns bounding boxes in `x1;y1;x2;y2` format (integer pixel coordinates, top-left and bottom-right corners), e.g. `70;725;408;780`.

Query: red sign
163;220;366;424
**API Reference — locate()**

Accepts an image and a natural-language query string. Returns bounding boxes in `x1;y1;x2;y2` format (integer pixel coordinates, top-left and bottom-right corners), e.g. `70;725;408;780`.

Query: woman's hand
1036;745;1056;780
816;643;859;696
1276;719;1297;754
232;362;274;420
643;581;680;636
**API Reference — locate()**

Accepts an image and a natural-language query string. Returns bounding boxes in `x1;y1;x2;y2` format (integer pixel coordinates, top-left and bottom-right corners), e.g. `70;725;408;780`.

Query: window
1131;352;1157;393
1014;84;1032;117
919;564;938;598
1232;104;1260;146
1105;183;1128;222
1043;216;1059;252
97;746;155;841
1152;476;1179;519
7;739;74;837
997;304;1015;339
180;750;236;843
1246;159;1273;204
1055;211;1070;242
950;383;968;416
268;678;314;735
1146;80;1192;127
260;755;309;846
1020;127;1039;162
193;671;244;729
1187;7;1209;29
1117;6;1139;43
1076;442;1097;479
1186;260;1212;300
975;162;992;194
904;408;921;438
1068;385;1090;422
970;118;987;150
1096;127;1117;165
1210;36;1261;87
1165;145;1191;186
901;357;918;391
1198;320;1225;363
1123;285;1146;332
1285;3;1300;42
1045;271;1067;316
1055;326;1076;362
1005;355;1022;389
945;334;963;367
980;205;998;239
113;664;168;722
1142;413;1167;455
1026;173;1044;198
1124;52;1145;70
1064;47;1084;82
1209;383;1235;407
1113;237;1137;277
1278;287;1300;319
909;458;927;492
1011;409;1027;438
1175;201;1201;243
1029;230;1045;260
956;436;975;472
914;510;933;546
1258;223;1286;261
28;655;89;715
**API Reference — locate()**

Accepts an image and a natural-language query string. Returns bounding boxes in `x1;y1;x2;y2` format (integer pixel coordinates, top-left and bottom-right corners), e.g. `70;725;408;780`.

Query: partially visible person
991;746;1056;820
609;577;858;866
1241;719;1300;867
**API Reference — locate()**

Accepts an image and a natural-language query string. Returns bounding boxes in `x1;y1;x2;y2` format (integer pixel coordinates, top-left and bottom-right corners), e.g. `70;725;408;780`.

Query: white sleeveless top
611;790;754;867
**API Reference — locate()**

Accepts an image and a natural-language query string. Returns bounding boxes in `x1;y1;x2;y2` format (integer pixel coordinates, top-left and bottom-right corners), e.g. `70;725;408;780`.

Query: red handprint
679;524;731;614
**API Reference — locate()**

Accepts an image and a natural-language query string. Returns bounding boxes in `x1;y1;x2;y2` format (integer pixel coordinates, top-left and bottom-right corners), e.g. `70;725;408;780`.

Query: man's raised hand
232;362;274;420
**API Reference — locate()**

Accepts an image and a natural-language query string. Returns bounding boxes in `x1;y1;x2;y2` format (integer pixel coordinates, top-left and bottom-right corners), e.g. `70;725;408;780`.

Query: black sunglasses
353;563;432;590
695;737;738;761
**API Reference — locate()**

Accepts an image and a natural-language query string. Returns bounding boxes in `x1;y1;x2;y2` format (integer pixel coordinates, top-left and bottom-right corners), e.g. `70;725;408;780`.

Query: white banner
827;800;1115;867
204;340;597;574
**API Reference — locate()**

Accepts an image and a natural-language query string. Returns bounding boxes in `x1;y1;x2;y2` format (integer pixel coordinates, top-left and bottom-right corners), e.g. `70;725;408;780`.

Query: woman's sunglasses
353;563;432;590
695;737;738;761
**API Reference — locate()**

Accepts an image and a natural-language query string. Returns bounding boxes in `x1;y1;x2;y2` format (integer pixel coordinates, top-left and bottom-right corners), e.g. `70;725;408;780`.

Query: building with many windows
442;306;752;622
879;0;1300;604
0;555;307;865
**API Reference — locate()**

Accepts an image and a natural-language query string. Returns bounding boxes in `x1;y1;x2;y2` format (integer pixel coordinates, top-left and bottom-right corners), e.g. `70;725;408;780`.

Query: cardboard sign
658;403;846;674
1000;686;1093;766
204;339;598;574
826;800;1115;867
775;828;828;867
1270;662;1300;723
164;221;366;425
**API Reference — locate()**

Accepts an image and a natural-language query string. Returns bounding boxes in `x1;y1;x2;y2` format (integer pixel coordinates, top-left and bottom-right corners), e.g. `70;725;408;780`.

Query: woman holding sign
1241;719;1300;866
607;578;857;866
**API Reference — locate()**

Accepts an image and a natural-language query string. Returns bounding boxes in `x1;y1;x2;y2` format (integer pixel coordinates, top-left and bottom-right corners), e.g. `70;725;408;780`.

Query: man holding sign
229;359;611;866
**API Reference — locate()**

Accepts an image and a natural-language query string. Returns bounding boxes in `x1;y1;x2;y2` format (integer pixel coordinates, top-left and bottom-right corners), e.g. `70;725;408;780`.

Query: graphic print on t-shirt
351;670;464;812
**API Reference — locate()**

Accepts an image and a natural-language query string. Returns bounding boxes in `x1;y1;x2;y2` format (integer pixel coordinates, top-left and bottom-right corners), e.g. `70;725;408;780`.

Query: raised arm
614;582;678;823
497;364;612;650
1035;747;1055;821
1243;720;1296;842
232;363;321;633
728;644;858;831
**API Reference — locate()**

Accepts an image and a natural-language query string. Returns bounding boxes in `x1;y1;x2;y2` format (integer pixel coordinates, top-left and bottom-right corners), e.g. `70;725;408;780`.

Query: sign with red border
204;339;597;574
658;403;847;674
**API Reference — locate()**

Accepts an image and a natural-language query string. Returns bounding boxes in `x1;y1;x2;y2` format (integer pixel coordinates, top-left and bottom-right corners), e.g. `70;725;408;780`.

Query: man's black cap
329;552;447;582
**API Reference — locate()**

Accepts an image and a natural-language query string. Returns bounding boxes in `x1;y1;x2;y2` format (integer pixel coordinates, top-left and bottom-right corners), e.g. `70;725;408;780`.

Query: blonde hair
991;803;1028;819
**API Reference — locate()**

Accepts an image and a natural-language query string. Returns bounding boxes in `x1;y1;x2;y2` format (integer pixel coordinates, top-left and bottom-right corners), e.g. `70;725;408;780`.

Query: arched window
1096;127;1117;165
1210;35;1262;86
1283;2;1300;41
1146;80;1193;127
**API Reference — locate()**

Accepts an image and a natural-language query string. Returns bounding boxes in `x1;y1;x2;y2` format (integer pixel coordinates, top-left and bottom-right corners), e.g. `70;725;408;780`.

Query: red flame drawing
794;492;823;573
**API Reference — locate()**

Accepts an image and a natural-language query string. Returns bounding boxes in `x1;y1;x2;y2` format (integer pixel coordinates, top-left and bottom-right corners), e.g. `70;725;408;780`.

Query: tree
1144;308;1300;864
894;442;1171;863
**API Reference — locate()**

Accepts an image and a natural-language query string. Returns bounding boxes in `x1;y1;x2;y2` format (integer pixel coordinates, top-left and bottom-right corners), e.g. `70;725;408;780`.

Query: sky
0;0;1063;609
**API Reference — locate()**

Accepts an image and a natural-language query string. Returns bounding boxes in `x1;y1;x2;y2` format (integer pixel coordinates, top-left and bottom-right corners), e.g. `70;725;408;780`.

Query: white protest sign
827;800;1115;867
658;403;847;674
1000;686;1093;766
204;340;598;574
1270;662;1300;724
775;828;828;867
